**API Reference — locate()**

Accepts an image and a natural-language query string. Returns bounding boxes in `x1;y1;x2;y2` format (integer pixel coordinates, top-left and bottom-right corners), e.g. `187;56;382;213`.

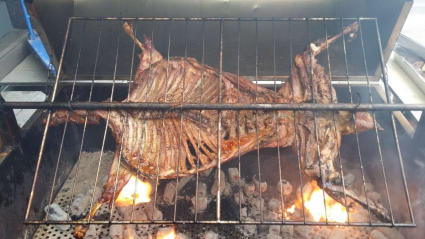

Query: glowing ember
303;183;348;222
156;227;176;239
115;176;152;207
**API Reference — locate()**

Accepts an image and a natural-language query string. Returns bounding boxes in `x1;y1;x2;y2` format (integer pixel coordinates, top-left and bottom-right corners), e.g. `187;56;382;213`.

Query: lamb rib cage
17;17;418;234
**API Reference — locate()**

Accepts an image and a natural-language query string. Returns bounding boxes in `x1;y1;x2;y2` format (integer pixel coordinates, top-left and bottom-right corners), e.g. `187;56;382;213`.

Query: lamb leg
73;149;131;238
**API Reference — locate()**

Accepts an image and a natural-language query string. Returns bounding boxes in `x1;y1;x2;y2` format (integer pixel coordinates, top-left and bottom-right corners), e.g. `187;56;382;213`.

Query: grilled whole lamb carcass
47;21;376;238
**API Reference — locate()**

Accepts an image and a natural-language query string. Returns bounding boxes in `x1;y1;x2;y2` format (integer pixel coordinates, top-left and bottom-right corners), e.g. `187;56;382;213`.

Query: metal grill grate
6;17;423;236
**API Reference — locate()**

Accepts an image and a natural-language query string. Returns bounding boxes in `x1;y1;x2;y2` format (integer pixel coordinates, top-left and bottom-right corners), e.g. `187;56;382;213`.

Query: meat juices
47;21;376;238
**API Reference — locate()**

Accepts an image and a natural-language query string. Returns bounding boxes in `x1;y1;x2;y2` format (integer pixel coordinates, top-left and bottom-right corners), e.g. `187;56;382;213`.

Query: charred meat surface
46;21;377;238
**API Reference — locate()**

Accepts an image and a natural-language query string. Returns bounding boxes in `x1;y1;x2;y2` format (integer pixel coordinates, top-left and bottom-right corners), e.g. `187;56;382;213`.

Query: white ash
163;181;177;205
227;168;240;184
143;204;163;221
196;182;208;198
266;234;281;239
43;203;70;231
69;193;89;216
203;231;218;239
117;203;163;221
364;182;375;193
191;195;209;213
276;179;292;197
343;173;355;186
295;226;332;239
177;233;189;239
109;224;124;239
370;229;389;239
268;225;280;235
264;211;280;221
240;224;257;237
162;176;193;205
253;178;267;194
267;198;281;212
244;183;256;196
240;207;248;218
280;225;294;237
248;197;265;218
375;228;405;239
84;224;100;239
211;169;231;197
329;229;346;239
368;191;382;202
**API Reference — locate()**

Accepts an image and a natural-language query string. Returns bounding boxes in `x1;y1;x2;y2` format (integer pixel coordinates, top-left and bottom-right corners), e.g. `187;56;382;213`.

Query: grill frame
9;17;421;234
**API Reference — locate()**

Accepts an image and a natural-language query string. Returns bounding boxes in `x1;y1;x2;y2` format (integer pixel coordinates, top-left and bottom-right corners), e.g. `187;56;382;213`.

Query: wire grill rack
5;17;423;235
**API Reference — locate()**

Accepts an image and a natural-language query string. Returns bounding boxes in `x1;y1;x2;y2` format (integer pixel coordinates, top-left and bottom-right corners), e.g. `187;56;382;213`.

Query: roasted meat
47;21;377;238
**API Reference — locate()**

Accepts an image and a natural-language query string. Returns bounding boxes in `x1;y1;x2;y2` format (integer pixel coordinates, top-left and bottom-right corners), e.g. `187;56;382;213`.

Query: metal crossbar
9;17;419;233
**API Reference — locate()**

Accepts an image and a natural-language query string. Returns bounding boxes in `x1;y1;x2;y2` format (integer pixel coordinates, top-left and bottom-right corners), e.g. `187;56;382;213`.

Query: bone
43;203;70;231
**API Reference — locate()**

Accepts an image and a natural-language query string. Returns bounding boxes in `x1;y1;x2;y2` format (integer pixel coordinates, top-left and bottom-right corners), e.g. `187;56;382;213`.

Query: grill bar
23;17;73;221
325;19;352;224
273;19;286;223
5;102;425;110
24;220;416;227
69;16;379;21
374;19;415;225
16;17;417;233
289;19;307;224
353;19;374;224
216;19;224;221
194;19;206;222
254;19;264;223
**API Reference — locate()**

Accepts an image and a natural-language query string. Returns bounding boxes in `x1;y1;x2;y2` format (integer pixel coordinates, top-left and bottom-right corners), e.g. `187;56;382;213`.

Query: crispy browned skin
46;21;376;238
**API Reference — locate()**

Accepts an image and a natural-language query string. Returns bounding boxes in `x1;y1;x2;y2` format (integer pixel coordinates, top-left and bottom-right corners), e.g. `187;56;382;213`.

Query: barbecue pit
1;1;424;239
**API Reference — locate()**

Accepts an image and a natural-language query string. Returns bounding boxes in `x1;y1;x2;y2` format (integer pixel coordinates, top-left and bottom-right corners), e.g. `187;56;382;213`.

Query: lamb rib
46;21;382;238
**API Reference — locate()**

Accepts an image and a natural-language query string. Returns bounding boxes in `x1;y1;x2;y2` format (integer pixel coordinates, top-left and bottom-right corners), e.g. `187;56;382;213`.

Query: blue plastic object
20;0;56;75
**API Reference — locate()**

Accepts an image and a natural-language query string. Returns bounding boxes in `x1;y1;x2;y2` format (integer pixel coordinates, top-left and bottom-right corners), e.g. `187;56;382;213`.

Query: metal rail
3;102;425;111
13;17;416;231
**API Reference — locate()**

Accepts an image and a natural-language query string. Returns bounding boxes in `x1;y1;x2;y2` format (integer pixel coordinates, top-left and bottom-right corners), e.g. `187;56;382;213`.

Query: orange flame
286;182;347;222
303;182;347;222
156;227;176;239
115;176;152;207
